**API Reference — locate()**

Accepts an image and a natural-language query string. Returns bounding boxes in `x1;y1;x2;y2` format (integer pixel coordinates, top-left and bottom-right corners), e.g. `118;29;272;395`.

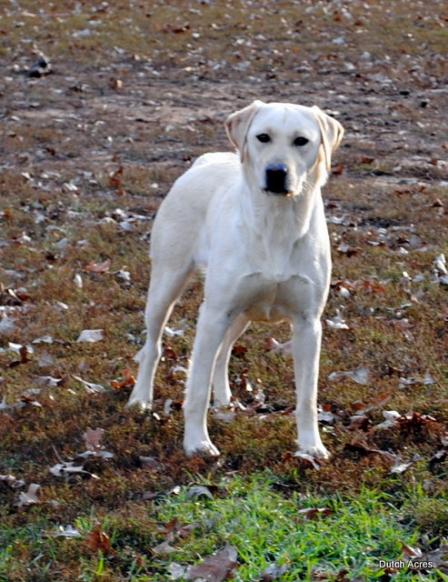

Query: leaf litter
1;0;447;578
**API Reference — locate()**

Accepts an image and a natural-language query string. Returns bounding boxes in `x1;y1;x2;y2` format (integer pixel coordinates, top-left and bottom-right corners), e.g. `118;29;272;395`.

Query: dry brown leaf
9;345;31;368
358;279;386;294
344;439;397;463
186;545;238;581
85;259;111;274
86;524;114;555
83;428;105;452
352;392;392;414
111;368;136;391
298;507;333;520
402;543;423;559
108;166;125;195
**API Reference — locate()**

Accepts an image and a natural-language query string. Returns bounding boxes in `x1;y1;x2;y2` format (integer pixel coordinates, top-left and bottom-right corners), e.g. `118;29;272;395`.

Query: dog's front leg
292;315;330;459
183;303;230;456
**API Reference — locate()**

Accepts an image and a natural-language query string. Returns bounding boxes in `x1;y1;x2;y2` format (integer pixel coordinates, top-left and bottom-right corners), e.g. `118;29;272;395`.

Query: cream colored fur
128;101;344;459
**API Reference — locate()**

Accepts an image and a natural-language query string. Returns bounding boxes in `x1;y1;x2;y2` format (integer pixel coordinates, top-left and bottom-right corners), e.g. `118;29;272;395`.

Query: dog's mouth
263;187;293;197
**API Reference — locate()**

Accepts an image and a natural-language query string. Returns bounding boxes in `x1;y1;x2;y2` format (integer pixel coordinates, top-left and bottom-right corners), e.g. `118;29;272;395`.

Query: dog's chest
248;209;299;281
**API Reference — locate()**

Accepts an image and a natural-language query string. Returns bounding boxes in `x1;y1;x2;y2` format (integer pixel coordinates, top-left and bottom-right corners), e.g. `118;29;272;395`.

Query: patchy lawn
0;0;447;580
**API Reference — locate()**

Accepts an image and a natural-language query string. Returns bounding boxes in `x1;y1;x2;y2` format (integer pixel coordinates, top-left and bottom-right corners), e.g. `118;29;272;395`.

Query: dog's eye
256;133;271;143
293;136;309;147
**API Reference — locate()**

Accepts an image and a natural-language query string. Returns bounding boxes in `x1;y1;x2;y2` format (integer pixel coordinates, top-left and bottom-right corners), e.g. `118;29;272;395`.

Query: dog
127;100;344;459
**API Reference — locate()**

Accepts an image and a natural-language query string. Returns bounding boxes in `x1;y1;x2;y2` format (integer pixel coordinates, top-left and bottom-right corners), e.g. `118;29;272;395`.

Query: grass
1;0;447;580
1;473;447;581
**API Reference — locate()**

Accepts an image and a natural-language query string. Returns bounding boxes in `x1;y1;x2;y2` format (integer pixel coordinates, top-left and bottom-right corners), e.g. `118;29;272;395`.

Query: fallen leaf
27;51;51;77
213;409;236;423
9;345;31;368
232;344;248;358
32;335;54;344
434;253;447;275
37;375;63;387
332;163;345;175
74;273;83;289
352;392;391;414
417;545;448;572
115;269;131;285
328;367;370;385
358;279;386;294
46;525;82;538
163;344;178;361
164;326;185;337
86;524;114;555
20;394;42;408
312;567;350;581
318;405;336;424
0;316;16;335
109;166;125;195
139;456;163;471
85;259;111;274
397;411;440;434
337;242;358;256
344;439;396;462
298;507;333;520
326;312;349;330
152;540;177;555
163;398;173;416
111;368;136;391
83;428;105;452
0;474;25;489
372;410;401;430
429;448;447;471
73;375;105;393
259;563;290;580
17;483;40;507
293;451;322;470
110;78;123;90
390;457;416;474
186;544;238;581
167;563;188;580
265;337;292;355
348;414;370;431
49;461;91;478
171;364;189;375
0;397;16;412
76;329;104;343
186;485;214;500
402;543;423;559
423;370;436;385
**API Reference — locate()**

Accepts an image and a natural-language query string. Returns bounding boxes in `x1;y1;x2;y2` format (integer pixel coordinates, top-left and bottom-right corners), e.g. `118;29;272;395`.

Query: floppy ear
312;106;344;173
225;100;264;162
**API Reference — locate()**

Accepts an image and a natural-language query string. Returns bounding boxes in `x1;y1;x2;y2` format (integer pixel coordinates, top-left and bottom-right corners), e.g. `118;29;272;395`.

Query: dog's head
225;101;344;197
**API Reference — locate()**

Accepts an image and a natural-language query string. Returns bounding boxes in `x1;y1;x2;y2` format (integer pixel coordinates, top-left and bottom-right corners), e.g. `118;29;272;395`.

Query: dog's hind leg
212;313;249;407
127;264;193;410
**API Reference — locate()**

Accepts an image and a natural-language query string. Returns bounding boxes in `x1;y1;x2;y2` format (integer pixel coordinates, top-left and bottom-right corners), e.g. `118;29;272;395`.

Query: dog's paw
295;443;331;461
212;397;232;409
125;398;152;412
184;439;220;458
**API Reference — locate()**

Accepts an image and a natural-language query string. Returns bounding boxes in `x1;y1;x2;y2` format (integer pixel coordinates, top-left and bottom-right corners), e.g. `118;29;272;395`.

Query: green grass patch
1;473;447;581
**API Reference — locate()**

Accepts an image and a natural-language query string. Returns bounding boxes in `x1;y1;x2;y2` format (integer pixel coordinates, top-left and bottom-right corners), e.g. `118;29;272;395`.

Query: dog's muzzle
264;163;289;195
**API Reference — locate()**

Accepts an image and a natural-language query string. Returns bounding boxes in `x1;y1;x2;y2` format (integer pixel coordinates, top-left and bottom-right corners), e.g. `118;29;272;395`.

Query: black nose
265;163;288;194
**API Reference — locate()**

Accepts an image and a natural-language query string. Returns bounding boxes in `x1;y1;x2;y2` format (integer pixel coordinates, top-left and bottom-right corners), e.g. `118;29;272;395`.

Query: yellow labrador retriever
128;101;343;459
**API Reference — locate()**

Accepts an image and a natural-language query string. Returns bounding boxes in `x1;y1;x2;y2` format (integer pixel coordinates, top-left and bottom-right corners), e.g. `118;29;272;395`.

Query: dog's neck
238;173;324;276
240;176;321;237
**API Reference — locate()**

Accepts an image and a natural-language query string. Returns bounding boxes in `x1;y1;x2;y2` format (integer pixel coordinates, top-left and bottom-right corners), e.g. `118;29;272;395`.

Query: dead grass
0;0;447;580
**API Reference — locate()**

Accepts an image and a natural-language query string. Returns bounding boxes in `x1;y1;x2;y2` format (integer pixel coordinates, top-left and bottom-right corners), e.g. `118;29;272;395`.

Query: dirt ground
0;0;447;580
